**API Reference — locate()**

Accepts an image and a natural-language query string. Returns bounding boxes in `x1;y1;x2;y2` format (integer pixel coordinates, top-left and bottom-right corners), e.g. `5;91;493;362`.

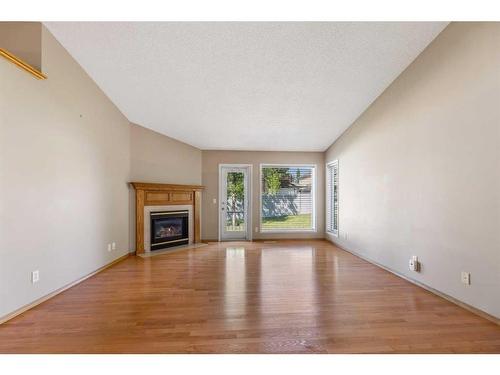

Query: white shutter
326;160;339;235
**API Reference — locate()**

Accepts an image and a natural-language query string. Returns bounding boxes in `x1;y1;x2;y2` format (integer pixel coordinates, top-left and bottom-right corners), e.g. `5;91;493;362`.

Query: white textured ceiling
45;22;447;151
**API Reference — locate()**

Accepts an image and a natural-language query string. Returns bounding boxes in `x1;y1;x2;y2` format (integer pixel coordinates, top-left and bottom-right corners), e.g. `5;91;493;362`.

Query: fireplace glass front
150;210;189;251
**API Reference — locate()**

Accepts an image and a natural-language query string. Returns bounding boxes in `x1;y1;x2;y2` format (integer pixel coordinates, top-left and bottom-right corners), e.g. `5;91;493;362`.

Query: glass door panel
225;171;245;232
220;166;250;240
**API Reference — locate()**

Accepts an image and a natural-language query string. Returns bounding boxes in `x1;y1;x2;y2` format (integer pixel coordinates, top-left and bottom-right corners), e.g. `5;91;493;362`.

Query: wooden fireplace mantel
130;182;204;254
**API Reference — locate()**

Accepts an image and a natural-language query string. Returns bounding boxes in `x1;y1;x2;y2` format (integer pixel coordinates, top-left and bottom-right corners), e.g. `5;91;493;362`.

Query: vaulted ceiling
45;22;447;151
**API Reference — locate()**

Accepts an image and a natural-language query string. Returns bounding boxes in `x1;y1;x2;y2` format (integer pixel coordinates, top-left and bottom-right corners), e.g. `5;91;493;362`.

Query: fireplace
131;182;203;254
150;210;189;251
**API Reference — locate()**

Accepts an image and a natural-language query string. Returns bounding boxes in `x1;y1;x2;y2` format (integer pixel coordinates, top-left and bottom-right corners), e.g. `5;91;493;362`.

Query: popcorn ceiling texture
45;22;447;151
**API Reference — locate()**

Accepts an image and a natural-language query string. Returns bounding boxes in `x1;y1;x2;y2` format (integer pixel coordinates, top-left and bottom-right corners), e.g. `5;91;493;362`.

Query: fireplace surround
130;182;204;254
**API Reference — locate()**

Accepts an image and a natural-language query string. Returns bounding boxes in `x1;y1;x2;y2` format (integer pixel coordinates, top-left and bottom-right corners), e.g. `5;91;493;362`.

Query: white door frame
218;164;253;241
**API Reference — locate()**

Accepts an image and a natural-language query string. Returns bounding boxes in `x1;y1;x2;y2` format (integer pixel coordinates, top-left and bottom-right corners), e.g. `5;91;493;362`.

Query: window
260;165;315;232
326;160;339;236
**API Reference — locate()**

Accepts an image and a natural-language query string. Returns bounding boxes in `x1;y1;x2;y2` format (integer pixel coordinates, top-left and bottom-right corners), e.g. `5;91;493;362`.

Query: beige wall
324;23;500;318
0;22;42;70
0;23;206;318
202;150;325;240
129;123;202;252
130;123;202;185
0;26;131;318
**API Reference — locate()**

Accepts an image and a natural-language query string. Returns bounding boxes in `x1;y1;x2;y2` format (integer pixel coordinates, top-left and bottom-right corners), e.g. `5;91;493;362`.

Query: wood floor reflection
1;240;499;353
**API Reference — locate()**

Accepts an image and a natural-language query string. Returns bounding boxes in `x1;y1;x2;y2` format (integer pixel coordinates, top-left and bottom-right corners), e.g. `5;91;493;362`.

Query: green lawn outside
225;223;245;231
262;213;312;230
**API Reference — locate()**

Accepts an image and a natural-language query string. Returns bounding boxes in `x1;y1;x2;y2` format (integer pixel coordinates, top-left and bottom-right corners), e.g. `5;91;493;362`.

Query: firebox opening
150;210;189;251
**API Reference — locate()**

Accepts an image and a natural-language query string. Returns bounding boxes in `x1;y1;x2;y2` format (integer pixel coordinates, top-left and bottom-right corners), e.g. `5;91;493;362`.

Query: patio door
219;165;251;241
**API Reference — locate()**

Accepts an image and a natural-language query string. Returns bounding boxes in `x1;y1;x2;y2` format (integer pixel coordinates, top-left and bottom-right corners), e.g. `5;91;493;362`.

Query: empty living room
1;1;499;373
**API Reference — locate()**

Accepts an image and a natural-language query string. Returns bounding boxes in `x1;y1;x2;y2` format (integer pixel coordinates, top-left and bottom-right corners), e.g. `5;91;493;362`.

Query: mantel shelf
130;182;204;191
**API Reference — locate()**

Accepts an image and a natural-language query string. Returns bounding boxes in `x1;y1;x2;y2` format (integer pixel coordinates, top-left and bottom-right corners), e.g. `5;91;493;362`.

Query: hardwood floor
1;240;499;353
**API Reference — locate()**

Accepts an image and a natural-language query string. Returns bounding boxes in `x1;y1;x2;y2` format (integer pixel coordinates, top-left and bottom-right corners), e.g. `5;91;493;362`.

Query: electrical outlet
212;198;217;204
31;270;39;284
107;243;112;252
112;242;116;250
409;256;420;272
255;227;259;233
461;271;471;285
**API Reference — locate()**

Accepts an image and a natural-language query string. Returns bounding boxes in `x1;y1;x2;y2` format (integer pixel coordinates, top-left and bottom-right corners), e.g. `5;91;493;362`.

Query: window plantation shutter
260;165;315;231
327;161;339;235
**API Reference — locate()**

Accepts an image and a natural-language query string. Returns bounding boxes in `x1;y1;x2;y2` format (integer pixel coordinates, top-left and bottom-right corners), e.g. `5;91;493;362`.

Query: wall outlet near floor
409;256;420;272
461;271;471;285
107;243;112;252
31;270;39;284
112;242;116;251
